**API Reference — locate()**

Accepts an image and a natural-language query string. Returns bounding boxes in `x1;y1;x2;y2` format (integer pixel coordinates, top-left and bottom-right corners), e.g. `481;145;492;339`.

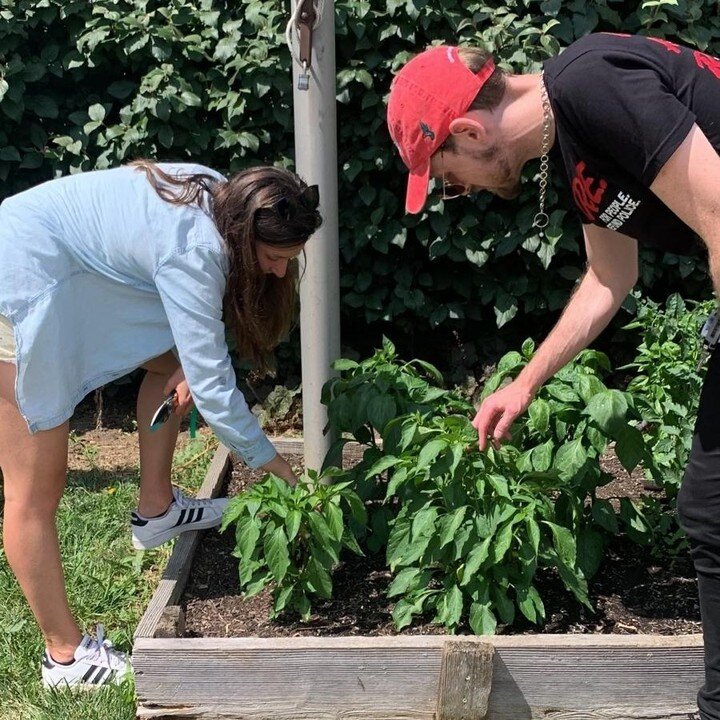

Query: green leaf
325;503;344;542
367;394;396;432
517;584;545;624
235;513;261;561
585;389;628;435
29;95;58;118
417;438;446;469
438;507;468;548
108;80;136;99
614;424;646;472
461;537;492;584
528;398;550;434
591;499;618;534
365;454;401;477
577;527;604;579
285;509;302;541
180;90;202;107
273;584;295;616
307;512;333;549
544;521;577;567
88;103;106;122
554;439;587;480
387;567;422;598
264;526;290;584
412;505;439;539
304;556;332;598
469;602;497;635
436;584;463;629
333;358;360;371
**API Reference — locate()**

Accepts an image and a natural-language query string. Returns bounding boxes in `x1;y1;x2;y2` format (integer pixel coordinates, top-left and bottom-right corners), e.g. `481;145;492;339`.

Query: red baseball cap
387;45;495;214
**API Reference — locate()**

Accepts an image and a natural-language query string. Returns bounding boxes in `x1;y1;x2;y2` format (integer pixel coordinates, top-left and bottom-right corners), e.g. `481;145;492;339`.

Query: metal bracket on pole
296;0;316;90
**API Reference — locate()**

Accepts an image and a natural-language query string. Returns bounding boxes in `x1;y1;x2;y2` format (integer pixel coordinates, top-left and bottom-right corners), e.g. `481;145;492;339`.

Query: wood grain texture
436;641;493;719
134;636;703;720
134;445;230;640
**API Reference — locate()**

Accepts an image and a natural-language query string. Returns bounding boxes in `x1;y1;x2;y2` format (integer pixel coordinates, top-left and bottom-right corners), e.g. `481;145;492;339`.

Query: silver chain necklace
532;73;552;234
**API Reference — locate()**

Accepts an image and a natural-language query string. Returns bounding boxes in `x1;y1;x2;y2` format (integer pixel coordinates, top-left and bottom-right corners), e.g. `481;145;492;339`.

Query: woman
0;161;321;688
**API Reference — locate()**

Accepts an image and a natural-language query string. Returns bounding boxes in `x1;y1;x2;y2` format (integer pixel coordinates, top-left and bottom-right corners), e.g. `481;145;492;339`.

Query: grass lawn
0;412;217;720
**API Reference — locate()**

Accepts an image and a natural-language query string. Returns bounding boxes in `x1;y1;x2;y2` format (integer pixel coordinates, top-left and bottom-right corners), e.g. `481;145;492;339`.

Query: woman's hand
163;365;194;418
262;453;298;486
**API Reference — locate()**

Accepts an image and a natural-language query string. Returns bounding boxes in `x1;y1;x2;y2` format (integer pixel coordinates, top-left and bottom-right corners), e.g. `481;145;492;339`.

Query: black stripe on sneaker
92;667;108;684
195;508;204;523
82;664;100;683
42;653;53;669
174;509;187;527
187;508;196;524
131;512;149;527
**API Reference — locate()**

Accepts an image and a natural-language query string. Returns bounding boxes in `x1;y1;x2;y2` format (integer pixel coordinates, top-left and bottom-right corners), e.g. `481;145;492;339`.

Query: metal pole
290;0;340;473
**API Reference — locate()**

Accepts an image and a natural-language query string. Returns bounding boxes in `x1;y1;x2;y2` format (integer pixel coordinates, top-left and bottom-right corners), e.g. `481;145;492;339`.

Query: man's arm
650;123;720;288
473;224;638;449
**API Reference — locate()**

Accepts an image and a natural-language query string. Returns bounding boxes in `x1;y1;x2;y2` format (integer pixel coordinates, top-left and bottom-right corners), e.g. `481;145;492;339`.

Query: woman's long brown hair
132;161;322;373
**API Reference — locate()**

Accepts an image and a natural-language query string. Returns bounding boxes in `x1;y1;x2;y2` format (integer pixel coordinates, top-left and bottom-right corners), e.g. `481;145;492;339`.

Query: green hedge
0;0;715;351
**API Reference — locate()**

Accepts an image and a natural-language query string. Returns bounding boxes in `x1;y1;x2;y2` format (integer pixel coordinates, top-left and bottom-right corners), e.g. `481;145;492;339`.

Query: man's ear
448;116;487;143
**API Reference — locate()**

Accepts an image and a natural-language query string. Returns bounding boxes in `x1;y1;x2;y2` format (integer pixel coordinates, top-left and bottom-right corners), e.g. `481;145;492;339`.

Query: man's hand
163;366;194;417
262;453;298;486
472;379;535;451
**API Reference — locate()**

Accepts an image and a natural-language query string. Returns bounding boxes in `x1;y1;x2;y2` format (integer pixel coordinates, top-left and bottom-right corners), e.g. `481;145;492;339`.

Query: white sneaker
131;486;229;550
42;625;132;689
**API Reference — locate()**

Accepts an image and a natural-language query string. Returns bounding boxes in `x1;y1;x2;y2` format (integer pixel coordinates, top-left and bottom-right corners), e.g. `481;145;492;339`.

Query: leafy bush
622;293;714;494
321;338;653;632
220;470;366;619
1;0;714;349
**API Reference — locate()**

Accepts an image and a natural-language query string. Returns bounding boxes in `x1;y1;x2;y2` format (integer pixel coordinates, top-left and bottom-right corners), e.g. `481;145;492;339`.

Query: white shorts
0;314;16;363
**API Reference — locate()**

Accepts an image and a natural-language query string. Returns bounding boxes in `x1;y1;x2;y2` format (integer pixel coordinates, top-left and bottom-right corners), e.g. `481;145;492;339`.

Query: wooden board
134;635;703;720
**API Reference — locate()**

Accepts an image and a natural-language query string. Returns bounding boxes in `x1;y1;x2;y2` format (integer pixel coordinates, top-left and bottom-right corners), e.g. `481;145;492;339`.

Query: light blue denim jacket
0;163;276;468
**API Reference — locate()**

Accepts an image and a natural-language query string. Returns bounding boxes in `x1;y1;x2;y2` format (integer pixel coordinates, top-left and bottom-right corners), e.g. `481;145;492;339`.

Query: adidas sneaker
41;624;132;689
131;486;229;550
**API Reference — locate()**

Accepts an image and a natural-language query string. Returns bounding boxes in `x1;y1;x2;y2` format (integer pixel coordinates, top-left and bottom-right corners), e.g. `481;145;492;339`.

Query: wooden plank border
134;635;703;720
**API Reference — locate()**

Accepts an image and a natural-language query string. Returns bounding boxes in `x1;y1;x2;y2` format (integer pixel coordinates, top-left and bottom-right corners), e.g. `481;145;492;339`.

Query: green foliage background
0;0;715;351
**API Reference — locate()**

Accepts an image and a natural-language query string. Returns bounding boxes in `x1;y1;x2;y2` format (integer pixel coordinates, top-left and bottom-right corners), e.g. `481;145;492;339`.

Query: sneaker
42;624;132;689
131;486;229;550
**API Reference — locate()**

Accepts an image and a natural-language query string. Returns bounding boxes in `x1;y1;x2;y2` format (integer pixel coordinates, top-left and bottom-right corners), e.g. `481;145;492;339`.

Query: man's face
429;131;522;201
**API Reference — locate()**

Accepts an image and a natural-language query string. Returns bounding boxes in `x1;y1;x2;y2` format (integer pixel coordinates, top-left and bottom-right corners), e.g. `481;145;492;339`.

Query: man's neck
500;73;556;165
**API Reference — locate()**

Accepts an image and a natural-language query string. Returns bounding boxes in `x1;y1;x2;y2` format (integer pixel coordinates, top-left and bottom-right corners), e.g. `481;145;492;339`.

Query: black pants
679;347;720;719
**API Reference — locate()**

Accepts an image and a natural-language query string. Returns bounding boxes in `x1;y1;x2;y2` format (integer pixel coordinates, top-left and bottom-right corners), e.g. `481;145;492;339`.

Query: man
387;34;720;719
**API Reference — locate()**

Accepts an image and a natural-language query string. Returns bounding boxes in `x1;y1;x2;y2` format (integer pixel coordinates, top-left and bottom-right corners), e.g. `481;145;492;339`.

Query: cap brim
405;162;431;214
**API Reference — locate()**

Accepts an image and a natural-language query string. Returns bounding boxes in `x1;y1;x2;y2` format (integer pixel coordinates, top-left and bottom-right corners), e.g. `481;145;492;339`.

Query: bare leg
0;362;80;662
137;351;182;517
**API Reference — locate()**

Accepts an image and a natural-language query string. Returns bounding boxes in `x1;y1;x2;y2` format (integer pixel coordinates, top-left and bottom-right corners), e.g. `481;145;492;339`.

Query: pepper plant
322;338;654;632
621;293;714;495
221;470;366;620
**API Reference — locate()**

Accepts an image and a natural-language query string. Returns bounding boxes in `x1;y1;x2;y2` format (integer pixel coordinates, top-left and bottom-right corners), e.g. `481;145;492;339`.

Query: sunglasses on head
255;184;320;224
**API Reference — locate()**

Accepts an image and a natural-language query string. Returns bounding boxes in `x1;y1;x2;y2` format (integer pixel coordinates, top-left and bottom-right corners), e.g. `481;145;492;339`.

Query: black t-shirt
543;33;720;254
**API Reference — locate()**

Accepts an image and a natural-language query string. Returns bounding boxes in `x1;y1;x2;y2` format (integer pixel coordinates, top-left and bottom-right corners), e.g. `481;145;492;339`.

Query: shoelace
78;624;128;670
174;488;220;510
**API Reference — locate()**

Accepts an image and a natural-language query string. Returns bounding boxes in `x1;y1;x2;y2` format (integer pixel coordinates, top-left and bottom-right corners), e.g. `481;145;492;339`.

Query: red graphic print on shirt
572;161;608;222
694;51;720;80
646;37;682;54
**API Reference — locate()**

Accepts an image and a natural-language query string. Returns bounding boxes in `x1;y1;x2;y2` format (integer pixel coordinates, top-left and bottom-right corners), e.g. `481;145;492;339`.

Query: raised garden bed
134;442;704;720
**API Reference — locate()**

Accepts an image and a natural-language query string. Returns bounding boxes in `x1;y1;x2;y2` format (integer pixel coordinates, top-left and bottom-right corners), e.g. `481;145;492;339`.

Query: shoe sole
42;668;133;691
132;517;223;550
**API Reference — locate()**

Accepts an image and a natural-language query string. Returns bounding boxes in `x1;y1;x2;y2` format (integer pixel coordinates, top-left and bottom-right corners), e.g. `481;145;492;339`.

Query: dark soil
182;451;702;638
